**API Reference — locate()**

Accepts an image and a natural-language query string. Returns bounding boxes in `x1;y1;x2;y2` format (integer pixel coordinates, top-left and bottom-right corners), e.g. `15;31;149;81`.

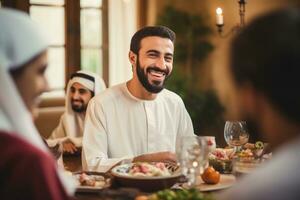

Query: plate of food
196;174;236;192
208;141;271;174
111;162;182;192
73;171;111;192
182;173;236;192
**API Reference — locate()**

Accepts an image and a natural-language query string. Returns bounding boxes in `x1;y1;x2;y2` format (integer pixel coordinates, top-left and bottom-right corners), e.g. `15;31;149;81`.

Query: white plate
73;172;111;193
183;174;236;192
76;185;106;193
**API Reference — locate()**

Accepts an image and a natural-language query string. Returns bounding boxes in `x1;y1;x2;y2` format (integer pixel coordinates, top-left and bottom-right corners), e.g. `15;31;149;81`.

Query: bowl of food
111;162;181;192
208;148;234;174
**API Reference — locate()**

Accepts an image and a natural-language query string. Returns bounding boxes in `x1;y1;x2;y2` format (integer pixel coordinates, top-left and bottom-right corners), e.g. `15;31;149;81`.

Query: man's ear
128;51;137;65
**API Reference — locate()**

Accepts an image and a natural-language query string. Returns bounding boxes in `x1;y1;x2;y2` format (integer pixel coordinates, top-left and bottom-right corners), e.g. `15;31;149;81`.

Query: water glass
233;158;261;178
176;135;208;187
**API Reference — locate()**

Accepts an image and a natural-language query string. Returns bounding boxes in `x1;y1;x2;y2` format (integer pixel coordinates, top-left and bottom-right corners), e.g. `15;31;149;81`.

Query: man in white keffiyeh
48;70;106;154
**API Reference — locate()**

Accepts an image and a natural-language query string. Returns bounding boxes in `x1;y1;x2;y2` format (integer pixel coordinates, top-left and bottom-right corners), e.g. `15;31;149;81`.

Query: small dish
73;171;111;193
183;174;236;192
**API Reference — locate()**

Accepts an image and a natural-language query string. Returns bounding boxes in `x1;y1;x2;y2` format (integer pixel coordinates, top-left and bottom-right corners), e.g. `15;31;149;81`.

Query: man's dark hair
230;7;300;122
130;26;176;54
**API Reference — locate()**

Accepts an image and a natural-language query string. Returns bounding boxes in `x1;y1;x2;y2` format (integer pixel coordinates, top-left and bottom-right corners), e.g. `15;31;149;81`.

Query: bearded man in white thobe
82;26;194;172
48;70;106;155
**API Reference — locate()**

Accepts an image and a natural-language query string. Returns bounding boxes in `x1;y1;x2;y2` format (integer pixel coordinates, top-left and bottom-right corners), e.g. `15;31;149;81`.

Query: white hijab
0;8;75;194
62;70;106;144
0;8;48;150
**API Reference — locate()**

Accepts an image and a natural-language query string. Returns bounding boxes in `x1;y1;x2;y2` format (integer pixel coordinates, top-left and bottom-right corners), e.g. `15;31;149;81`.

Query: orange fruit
201;166;220;184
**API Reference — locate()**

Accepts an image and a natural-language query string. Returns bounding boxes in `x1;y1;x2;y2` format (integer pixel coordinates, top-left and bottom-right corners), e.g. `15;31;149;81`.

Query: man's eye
165;57;173;62
148;54;157;58
38;65;47;75
79;90;87;94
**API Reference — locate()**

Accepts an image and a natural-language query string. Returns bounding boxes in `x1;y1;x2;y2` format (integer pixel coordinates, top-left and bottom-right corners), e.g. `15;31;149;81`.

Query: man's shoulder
0;132;51;160
92;83;126;104
160;88;184;104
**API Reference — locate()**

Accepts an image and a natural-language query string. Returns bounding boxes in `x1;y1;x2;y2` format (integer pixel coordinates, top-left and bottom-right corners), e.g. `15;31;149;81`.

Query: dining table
63;155;142;200
63;155;235;200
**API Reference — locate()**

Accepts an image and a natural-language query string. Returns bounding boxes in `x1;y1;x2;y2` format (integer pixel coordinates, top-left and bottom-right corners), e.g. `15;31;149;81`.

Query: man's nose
72;91;81;99
156;57;167;70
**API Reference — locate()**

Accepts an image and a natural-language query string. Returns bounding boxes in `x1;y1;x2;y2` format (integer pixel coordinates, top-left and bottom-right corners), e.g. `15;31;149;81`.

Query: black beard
136;55;170;93
71;100;86;113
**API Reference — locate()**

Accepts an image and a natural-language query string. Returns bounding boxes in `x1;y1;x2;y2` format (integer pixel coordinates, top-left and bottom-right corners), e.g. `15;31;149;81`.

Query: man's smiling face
134;36;174;93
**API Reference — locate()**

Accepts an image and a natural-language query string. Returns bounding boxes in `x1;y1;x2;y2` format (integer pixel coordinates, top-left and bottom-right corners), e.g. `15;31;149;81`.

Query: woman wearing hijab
0;8;74;199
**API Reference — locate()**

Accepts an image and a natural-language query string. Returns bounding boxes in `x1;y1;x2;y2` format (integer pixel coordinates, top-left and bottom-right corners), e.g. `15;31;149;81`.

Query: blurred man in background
48;70;106;155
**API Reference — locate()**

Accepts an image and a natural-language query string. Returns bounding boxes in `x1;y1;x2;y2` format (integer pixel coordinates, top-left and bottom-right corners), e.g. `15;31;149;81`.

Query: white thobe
48;113;84;147
47;70;106;148
82;83;194;172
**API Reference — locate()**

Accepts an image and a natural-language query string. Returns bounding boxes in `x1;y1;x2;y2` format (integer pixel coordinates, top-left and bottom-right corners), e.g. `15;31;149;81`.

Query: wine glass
176;135;209;187
224;121;249;153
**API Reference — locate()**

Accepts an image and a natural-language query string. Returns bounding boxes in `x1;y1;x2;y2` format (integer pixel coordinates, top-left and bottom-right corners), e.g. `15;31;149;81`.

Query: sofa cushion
35;106;65;139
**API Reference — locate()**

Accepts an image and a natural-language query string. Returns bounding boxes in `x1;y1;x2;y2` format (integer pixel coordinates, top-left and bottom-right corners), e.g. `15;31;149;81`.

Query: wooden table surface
63;155;141;200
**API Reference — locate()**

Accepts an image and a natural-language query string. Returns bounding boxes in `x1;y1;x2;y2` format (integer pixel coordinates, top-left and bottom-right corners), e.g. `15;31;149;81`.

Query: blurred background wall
2;0;299;146
138;0;299;146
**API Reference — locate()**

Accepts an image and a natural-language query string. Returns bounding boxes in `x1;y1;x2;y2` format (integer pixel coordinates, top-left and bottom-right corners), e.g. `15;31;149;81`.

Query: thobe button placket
144;101;156;152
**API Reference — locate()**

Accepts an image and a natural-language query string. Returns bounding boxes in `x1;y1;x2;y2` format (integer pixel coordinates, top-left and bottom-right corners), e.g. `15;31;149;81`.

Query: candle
216;7;224;25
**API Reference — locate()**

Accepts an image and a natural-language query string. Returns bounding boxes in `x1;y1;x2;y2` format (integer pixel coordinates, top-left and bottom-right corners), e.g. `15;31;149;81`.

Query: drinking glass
224;121;249;152
176;135;209;187
233;157;261;178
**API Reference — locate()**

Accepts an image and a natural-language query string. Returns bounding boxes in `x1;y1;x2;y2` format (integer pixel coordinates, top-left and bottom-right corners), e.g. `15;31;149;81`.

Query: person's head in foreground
128;26;175;99
215;7;300;149
214;7;300;200
0;8;74;198
68;70;106;114
0;8;49;149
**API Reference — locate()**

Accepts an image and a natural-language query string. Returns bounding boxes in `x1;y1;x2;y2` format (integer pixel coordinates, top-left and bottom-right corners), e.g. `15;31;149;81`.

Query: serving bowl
111;162;181;192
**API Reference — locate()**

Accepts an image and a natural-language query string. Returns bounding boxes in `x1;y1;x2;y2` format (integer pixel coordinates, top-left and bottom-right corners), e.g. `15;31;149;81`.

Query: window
80;0;103;76
1;0;108;97
30;1;65;96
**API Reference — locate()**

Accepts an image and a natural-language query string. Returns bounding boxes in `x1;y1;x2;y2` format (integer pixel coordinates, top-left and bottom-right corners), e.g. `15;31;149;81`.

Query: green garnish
149;189;214;200
255;141;264;149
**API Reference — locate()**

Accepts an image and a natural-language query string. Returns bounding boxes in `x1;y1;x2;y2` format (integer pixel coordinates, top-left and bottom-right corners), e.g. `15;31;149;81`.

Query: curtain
108;0;137;86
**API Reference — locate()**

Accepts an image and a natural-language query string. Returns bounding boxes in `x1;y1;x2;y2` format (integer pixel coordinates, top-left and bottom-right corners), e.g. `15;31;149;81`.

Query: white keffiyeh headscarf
50;70;106;146
0;8;75;194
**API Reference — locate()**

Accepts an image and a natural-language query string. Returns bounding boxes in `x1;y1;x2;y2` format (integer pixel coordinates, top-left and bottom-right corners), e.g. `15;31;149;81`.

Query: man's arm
47;115;78;154
133;151;177;164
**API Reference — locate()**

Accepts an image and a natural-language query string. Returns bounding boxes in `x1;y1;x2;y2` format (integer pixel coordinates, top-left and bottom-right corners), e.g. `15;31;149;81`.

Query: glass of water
176;135;209;187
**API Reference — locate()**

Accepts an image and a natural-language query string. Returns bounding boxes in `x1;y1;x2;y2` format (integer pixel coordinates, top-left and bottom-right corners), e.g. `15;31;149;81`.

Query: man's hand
133;151;177;164
63;139;78;154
